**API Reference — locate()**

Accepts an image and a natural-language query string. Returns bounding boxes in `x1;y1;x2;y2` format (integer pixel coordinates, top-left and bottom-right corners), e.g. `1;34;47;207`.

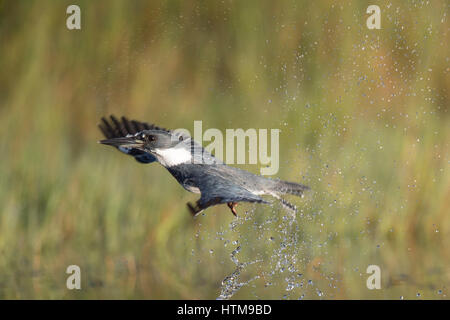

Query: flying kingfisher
98;115;309;217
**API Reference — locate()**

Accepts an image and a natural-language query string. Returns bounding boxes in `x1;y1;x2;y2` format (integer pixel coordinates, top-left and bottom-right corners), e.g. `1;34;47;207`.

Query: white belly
154;148;192;167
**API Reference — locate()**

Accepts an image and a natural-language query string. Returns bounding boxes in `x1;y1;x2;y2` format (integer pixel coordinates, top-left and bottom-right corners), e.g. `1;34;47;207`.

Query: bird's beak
98;137;145;148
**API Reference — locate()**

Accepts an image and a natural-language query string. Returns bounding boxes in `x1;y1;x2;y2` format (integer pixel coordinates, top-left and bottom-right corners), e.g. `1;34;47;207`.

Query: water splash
217;244;262;300
215;203;316;299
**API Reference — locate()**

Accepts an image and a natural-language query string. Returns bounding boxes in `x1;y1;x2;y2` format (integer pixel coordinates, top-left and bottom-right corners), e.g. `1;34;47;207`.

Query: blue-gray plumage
98;115;309;216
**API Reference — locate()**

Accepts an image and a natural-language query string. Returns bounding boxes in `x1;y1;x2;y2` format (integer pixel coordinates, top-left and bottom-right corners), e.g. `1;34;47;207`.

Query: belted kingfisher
98;115;309;217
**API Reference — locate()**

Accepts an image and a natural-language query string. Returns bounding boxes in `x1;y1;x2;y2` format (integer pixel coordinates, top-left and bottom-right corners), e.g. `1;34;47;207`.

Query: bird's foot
187;202;202;217
227;202;238;217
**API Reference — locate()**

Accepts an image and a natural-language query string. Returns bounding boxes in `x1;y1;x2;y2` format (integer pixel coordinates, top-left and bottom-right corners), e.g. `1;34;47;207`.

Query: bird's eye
179;136;183;142
149;135;156;142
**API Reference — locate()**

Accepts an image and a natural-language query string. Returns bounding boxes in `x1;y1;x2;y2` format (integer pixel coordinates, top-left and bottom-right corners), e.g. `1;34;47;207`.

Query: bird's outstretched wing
188;173;269;215
98;115;167;164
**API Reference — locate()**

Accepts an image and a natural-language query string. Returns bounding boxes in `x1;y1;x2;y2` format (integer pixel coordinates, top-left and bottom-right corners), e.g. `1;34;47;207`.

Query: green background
0;0;448;299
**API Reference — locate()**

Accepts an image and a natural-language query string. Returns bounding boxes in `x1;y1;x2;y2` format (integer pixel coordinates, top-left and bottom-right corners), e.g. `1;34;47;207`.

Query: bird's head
99;130;185;152
99;130;192;167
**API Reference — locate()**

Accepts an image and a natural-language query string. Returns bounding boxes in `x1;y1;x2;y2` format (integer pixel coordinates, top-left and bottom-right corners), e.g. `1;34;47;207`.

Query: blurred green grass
0;0;448;299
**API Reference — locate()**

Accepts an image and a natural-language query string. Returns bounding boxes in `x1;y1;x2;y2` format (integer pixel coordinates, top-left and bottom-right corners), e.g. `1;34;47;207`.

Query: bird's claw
187;202;202;216
188;200;238;217
227;202;238;217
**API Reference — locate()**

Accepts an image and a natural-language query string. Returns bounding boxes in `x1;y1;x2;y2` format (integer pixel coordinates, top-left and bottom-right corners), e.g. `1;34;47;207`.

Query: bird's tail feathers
269;179;309;197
